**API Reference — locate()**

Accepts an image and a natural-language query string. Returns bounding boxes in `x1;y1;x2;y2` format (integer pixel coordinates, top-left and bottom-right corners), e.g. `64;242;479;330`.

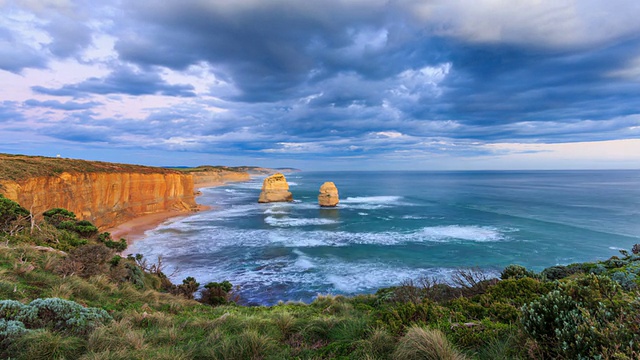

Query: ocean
127;170;640;305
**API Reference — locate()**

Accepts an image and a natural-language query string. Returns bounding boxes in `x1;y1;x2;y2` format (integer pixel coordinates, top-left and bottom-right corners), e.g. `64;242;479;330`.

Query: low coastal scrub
2;196;640;358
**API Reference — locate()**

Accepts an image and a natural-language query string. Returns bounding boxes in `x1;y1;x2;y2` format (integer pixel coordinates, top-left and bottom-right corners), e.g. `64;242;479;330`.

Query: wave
264;216;341;227
341;196;403;204
417;225;505;242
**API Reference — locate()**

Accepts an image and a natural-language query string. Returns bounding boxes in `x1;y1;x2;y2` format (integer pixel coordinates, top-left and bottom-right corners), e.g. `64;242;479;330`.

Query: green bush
200;280;233;306
169;277;200;299
610;271;638;291
521;274;640;358
540;264;583;280
482;277;551;308
11;298;111;336
0;300;26;319
42;208;76;226
97;232;128;252
500;264;538;280
0;319;31;344
0;195;29;234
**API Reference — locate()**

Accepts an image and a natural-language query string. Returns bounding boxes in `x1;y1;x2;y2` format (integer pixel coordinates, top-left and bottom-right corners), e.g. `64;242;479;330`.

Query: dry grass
0;153;180;182
393;326;468;360
87;319;147;353
49;282;74;299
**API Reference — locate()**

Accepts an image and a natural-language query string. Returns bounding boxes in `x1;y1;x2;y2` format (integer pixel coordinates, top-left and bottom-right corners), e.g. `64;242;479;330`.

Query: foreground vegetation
1;194;639;359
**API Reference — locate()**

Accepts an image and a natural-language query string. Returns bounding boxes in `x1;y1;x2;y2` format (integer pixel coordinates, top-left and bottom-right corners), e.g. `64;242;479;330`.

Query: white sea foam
265;216;341;227
358;212;369;216
209;204;261;218
341;196;403;204
293;249;315;270
416;225;505;242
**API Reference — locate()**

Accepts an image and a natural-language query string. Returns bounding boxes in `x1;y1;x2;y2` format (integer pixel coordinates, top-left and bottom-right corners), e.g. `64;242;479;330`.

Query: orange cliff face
192;170;250;188
0;172;198;230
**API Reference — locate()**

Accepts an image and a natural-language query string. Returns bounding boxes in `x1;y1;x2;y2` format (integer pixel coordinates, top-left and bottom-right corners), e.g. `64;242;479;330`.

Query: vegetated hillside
1;195;639;359
0;153;181;182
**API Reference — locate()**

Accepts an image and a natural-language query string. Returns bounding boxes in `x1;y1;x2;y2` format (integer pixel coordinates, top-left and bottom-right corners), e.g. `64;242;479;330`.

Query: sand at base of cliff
107;205;210;245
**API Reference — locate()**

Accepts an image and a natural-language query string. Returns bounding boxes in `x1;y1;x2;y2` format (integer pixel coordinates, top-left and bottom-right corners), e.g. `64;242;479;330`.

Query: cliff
258;173;293;203
0;171;198;230
178;166;251;188
0;154;251;230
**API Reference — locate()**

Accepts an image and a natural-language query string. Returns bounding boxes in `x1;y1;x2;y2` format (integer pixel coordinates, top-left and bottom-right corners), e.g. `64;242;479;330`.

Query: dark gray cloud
32;66;196;98
3;1;640;167
103;1;640;145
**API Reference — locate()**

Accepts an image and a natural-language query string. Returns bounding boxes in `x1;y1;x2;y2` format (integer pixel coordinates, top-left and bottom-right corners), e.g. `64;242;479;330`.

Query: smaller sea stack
318;182;339;207
258;173;293;203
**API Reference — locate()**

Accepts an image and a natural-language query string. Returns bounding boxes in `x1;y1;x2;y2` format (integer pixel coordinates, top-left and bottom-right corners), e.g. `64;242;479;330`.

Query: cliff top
0;153;181;182
170;165;247;173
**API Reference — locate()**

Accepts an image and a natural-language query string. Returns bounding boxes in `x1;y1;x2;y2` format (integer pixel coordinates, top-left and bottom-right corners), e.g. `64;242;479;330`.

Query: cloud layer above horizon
1;0;639;169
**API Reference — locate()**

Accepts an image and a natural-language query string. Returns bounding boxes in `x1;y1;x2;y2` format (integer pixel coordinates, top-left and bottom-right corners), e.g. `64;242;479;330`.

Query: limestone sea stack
318;182;339;207
258;173;293;203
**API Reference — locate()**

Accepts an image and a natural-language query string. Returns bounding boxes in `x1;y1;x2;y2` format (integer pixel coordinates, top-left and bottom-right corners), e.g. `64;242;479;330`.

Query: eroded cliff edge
0;154;250;230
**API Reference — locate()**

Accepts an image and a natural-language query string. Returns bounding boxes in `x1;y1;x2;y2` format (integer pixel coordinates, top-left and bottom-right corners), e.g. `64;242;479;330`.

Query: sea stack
318;182;339;207
258;173;293;203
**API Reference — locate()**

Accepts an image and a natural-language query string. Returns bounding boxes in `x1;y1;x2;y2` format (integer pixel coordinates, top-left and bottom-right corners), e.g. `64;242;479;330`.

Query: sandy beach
105;183;230;244
105;206;210;245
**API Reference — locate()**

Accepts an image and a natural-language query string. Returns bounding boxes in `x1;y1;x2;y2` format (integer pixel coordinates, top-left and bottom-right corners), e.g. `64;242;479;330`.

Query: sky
0;0;639;170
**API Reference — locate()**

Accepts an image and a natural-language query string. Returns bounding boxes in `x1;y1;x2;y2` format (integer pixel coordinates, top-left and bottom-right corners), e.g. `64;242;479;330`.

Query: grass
0;153;182;182
1;204;640;359
394;326;468;360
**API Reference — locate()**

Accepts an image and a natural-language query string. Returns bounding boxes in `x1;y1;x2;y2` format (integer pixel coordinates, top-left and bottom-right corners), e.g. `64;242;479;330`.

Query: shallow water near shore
127;170;640;305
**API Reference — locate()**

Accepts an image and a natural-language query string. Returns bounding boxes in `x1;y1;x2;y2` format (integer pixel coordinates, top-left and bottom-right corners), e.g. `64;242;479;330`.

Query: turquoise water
127;170;640;305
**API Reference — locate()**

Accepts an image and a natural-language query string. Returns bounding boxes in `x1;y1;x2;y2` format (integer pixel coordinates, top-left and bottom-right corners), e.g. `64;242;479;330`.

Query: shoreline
105;179;247;246
105;204;211;246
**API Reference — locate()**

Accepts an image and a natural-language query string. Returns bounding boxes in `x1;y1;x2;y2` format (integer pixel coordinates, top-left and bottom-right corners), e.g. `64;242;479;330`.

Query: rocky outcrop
0;172;198;229
258;173;293;203
318;182;339;207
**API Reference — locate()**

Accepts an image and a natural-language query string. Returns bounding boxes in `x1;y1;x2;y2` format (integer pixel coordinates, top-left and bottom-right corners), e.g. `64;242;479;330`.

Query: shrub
16;298;112;336
56;244;114;278
610;271;638;291
97;232;128;252
0;195;30;234
589;263;606;275
521;274;640;358
520;289;582;357
169;277;199;299
482;277;551;308
603;256;628;269
500;264;537;280
0;319;31;354
200;280;233;306
0;300;26;319
43;208;76;226
540;265;580;280
393;326;468;360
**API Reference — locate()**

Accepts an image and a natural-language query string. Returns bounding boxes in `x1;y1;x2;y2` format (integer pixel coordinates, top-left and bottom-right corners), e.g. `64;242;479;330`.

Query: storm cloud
0;0;639;169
